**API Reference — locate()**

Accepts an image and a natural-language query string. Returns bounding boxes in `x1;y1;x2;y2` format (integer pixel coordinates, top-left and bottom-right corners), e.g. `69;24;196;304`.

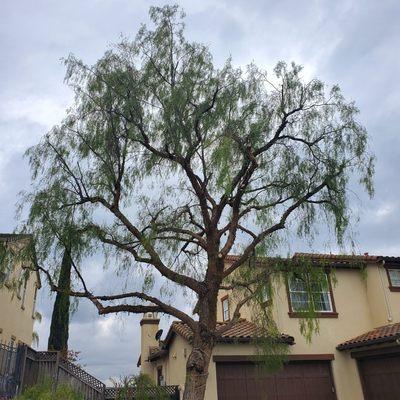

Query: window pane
313;292;332;312
290;292;309;311
289;277;307;292
389;269;400;287
310;275;328;292
222;298;229;321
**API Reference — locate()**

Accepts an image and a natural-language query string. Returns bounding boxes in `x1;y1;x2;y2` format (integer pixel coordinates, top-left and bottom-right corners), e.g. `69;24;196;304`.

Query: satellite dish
155;329;163;341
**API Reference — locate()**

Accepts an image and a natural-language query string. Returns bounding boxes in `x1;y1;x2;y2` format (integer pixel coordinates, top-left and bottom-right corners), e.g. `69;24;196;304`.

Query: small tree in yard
20;5;374;400
48;245;72;353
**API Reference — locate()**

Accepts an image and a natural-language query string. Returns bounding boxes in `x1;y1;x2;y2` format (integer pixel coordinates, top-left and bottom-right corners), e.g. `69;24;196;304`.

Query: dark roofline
148;349;168;362
337;334;400;351
378;256;400;264
217;335;294;344
225;252;385;270
0;233;32;242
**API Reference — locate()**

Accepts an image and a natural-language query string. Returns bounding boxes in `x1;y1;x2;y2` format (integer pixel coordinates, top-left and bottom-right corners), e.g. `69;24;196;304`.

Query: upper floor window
17;269;25;298
287;273;337;317
32;286;38;318
221;296;230;321
386;266;400;291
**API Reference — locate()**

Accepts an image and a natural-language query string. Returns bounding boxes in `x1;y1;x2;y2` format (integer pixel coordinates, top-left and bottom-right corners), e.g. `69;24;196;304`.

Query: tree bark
182;339;214;400
183;263;221;400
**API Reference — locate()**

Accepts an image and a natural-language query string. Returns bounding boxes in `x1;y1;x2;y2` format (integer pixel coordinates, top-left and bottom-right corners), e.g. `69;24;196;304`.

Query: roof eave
337;335;400;351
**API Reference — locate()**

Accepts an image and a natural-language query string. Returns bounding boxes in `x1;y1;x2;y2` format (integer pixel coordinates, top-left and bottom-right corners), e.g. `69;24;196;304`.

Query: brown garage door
216;361;336;400
358;354;400;400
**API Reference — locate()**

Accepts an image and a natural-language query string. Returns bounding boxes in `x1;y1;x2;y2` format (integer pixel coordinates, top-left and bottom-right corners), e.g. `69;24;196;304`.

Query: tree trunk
182;341;214;400
48;247;71;353
183;268;220;400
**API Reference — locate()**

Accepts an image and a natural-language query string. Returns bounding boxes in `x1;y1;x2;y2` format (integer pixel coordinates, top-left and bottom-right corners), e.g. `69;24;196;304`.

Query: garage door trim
351;345;400;359
213;353;335;362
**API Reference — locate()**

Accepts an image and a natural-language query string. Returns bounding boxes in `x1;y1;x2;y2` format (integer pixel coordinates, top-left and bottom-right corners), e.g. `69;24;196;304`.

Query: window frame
17;268;25;299
32;286;38;318
221;295;230;322
385;265;400;292
286;272;338;318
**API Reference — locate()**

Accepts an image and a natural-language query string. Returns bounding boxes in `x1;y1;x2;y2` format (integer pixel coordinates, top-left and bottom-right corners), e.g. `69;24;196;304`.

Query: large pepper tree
21;5;374;400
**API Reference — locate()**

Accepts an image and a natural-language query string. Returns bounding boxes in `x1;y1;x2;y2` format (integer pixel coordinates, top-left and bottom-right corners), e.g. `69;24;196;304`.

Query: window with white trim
288;273;333;313
17;269;25;299
388;269;400;287
222;296;230;321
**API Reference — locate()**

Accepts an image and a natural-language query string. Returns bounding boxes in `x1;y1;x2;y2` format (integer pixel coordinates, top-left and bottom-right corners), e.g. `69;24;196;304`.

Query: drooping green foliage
22;4;373;276
48;246;72;352
19;4;374;398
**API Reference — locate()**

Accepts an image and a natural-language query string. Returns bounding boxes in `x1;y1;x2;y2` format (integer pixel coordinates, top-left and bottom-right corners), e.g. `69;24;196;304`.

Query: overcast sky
1;0;399;384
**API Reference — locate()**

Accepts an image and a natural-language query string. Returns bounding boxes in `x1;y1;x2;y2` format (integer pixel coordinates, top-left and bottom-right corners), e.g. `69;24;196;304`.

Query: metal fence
0;342;23;399
0;342;179;400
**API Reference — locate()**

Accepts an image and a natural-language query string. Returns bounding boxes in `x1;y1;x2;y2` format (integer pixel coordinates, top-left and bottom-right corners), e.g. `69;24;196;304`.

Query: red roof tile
168;319;293;344
225;253;380;269
337;322;400;350
146;319;293;363
294;252;378;263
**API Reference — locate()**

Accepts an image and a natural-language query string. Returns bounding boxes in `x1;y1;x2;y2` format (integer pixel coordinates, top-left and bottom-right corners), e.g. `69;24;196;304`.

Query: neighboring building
138;253;400;400
0;234;41;346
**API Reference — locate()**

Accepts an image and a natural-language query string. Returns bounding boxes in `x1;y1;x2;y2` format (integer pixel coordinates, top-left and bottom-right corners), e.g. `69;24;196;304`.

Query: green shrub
111;374;169;400
16;380;84;400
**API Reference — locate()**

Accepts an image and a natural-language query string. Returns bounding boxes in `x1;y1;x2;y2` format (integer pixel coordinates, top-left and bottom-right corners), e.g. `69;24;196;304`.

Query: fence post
16;344;28;395
52;351;60;394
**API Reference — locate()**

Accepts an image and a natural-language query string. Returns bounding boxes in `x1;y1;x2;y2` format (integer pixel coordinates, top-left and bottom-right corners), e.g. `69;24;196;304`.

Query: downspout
378;260;393;322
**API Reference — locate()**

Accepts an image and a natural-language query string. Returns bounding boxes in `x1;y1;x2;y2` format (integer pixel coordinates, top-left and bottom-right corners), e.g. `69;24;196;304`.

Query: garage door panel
359;355;400;400
216;361;335;400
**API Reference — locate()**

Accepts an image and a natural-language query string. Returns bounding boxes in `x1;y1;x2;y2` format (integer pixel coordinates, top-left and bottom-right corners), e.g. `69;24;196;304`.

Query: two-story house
0;233;41;346
138;253;400;400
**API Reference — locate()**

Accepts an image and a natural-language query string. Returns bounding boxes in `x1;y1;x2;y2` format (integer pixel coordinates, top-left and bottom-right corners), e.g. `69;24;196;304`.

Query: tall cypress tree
47;247;71;352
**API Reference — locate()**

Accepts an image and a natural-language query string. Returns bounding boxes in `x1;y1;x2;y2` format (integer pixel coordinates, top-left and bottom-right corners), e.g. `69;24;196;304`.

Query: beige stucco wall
0;259;39;346
365;263;400;326
141;262;400;400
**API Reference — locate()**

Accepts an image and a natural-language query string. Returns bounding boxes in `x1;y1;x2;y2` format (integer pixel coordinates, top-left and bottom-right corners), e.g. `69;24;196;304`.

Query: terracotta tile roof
168;319;294;345
294;252;378;263
337;322;400;350
144;319;294;363
225;253;380;269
